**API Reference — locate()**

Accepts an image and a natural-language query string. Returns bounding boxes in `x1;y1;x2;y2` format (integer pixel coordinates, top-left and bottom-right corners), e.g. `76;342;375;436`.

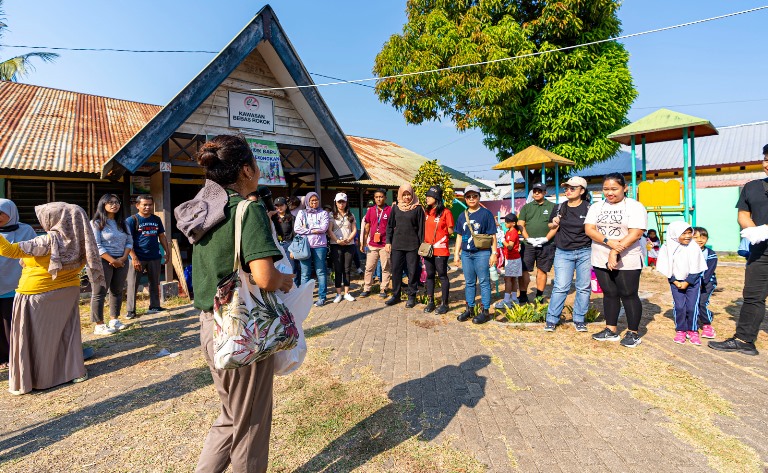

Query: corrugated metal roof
494;171;524;186
580;121;768;177
0;81;161;174
347;136;490;190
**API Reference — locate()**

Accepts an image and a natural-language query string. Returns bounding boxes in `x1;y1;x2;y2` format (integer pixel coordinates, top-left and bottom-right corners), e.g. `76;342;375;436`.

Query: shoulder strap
464;210;476;237
233;200;251;271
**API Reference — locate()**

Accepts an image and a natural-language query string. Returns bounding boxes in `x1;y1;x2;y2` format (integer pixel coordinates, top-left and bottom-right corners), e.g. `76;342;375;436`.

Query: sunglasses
465;194;480;199
563;186;582;192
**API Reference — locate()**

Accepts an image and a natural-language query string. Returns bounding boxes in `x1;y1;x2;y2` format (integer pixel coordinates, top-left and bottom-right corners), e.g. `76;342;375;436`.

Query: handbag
212;200;299;370
418;213;440;257
288;210;311;261
464;210;494;250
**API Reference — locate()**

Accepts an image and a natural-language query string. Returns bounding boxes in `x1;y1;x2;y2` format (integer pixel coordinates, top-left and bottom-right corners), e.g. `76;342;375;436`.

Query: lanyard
374;206;385;233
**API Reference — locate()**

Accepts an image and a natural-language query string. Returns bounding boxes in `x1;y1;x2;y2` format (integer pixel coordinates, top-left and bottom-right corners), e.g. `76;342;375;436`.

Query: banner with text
228;91;275;132
207;135;286;187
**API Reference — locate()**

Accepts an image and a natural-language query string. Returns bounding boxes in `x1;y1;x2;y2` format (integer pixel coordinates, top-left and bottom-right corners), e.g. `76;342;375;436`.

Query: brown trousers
196;311;274;473
363;246;391;292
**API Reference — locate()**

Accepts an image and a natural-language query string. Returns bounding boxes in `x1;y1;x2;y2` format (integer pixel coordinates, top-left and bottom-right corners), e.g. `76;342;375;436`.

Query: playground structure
607;109;719;241
491;145;576;208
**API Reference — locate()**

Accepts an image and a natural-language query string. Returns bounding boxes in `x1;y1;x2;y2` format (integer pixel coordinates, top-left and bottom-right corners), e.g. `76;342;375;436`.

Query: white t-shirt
585;197;648;270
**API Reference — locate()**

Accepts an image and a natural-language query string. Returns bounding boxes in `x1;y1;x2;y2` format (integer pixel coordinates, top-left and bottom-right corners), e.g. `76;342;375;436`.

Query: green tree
374;0;637;170
0;1;58;81
412;160;454;209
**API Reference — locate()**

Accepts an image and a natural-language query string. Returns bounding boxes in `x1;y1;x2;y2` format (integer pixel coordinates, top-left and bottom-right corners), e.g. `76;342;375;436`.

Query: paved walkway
305;265;768;472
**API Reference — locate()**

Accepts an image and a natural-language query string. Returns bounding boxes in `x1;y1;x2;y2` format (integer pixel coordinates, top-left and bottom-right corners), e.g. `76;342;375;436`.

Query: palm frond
0;52;59;81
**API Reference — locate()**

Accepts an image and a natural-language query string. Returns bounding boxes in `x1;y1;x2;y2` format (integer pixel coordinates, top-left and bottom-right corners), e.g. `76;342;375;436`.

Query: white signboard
228;91;275;132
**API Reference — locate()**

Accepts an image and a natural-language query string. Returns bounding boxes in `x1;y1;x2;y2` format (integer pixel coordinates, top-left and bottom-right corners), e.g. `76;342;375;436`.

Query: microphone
258;185;275;212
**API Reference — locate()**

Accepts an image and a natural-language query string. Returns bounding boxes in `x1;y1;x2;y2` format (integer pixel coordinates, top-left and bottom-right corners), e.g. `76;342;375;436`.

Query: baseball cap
274;197;287;206
763;144;768;155
463;185;481;196
532;182;547;192
334;192;348;202
563;176;588;189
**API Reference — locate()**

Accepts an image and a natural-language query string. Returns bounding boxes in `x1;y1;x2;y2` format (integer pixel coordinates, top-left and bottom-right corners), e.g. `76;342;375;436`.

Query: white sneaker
333;294;343;304
94;324;117;335
108;319;125;331
343;293;355;302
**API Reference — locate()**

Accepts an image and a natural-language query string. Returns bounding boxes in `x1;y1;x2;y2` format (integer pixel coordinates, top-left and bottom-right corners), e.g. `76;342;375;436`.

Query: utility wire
244;6;768;92
0;44;220;53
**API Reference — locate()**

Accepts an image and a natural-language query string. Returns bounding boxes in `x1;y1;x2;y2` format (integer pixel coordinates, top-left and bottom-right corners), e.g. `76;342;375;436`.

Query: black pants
424;256;449;306
0;297;13;364
593;267;643;332
735;252;768;343
330;244;355;288
391;249;419;297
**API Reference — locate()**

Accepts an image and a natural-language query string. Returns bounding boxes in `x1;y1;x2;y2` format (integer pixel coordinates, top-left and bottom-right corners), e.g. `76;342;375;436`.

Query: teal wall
645;186;741;252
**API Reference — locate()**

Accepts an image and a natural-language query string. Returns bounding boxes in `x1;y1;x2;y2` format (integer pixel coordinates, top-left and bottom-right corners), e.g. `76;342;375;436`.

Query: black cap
426;186;443;200
763;144;768;155
504;212;517;222
532;182;547;192
274;197;287;206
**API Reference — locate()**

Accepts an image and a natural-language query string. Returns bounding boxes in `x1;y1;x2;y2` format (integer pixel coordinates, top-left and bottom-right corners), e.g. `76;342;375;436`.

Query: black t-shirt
271;212;295;243
736;177;768;258
549;201;592;250
386;206;425;251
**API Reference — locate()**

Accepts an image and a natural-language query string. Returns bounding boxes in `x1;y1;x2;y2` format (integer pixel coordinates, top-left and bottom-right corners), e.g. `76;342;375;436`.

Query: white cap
463;185;481;196
334;192;348;202
563;176;588;189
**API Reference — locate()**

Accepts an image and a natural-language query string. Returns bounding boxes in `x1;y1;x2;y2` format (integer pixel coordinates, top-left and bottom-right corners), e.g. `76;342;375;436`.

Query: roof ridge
0;80;161;108
716;121;768;129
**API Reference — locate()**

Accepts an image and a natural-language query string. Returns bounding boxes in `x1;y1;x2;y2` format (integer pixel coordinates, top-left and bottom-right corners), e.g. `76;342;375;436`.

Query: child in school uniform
657;221;708;345
495;213;522;309
693;227;718;339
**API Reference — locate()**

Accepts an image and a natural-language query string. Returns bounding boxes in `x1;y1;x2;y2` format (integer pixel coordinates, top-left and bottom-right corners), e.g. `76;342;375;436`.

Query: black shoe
378;292;388;298
518;296;530;305
423;300;436;313
405;297;417;309
620;331;642;348
125;311;137;320
436;304;449;315
359;291;370;298
147;306;166;314
457;307;473;322
592;327;620;341
472;309;491;324
385;296;401;306
708;337;759;356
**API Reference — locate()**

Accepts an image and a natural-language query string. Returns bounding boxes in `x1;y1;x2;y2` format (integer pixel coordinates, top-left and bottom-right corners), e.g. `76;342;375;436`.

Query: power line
0;44;220;53
247;6;768;92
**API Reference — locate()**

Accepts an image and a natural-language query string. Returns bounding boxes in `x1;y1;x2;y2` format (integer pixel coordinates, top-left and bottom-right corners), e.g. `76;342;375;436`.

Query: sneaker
544;322;556;332
436;304;449;315
108;319;125;331
592;328;620;342
494;300;511;310
146;306;166;314
574;322;588;332
620;331;642;348
125;311;137;320
93;324;117;335
72;371;89;383
688;331;702;346
343;293;355;302
708;337;759;356
359;291;371;298
378;292;388;298
674;331;687;344
701;325;716;339
314;299;326;307
82;346;95;361
333;294;343;304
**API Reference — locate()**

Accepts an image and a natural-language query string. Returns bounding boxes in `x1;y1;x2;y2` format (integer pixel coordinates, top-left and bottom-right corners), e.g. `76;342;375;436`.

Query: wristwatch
602;237;609;244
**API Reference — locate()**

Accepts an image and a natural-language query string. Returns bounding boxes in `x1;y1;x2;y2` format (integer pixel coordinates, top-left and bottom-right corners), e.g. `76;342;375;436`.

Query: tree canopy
412;160;455;209
0;0;58;81
374;0;637;170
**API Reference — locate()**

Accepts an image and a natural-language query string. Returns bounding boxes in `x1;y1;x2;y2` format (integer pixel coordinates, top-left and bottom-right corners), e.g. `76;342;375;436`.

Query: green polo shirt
193;193;283;311
518;199;556;243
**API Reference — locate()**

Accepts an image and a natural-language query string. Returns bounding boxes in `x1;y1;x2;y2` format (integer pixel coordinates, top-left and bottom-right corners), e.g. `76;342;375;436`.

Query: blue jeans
300;246;328;301
546;246;592;325
462;250;492;309
281;241;301;286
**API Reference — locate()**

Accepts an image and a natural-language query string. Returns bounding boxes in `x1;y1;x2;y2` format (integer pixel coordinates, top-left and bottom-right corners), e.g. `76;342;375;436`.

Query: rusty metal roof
0;81;161;174
347;135;490;190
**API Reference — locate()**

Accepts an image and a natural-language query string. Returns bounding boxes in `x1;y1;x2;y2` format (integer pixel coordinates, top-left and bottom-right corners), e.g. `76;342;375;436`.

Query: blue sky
2;1;767;180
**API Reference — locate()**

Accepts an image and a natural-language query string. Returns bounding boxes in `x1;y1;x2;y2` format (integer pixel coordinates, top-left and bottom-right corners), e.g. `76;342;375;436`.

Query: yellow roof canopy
492;145;575;171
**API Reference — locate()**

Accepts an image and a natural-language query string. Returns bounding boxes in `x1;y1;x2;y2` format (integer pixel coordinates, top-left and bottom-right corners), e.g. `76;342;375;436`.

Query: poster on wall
206;135;286;187
228;91;275;132
130;176;151;195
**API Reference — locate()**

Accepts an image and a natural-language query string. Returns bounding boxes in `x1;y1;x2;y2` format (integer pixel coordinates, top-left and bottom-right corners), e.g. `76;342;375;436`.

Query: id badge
373;231;381;243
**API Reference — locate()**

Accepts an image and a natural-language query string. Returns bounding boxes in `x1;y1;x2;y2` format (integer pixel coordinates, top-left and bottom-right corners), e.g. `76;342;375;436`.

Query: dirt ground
0;265;766;472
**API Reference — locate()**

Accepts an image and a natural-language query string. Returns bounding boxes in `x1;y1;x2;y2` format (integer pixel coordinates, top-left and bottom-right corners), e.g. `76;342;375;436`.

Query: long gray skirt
9;286;85;394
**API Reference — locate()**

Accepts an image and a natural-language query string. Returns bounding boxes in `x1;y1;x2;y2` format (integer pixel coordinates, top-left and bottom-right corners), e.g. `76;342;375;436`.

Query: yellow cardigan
0;234;83;295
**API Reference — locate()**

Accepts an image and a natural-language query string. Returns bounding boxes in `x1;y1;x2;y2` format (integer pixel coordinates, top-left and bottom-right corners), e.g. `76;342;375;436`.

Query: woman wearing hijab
0;202;105;395
294;192;330;307
385;183;425;308
657;221;709;345
0;199;37;369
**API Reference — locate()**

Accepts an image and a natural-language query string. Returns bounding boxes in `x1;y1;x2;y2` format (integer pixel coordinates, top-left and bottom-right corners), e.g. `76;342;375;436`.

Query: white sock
503;293;511;302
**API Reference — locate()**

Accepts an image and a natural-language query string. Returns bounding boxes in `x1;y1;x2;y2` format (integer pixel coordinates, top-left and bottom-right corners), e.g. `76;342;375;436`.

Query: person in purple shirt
359;189;392;298
294;192;330;306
